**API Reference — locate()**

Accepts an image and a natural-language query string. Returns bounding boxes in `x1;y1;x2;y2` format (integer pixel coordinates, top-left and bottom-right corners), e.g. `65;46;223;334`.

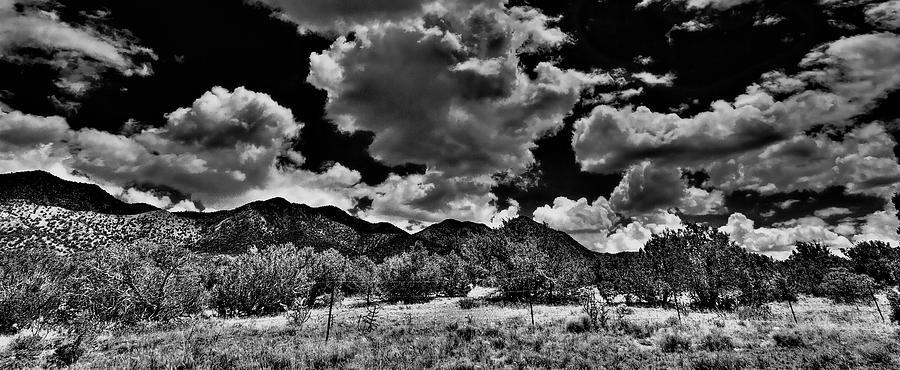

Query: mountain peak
0;171;157;215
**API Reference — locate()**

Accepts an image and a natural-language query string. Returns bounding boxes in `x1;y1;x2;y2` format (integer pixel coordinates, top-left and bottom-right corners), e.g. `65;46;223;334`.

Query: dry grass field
4;295;897;369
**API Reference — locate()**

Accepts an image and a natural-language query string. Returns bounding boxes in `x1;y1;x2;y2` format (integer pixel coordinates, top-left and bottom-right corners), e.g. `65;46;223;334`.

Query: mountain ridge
0;171;598;261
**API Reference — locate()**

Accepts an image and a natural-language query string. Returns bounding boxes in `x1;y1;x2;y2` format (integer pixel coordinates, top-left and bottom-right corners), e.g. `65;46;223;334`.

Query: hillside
0;171;598;261
0;171;157;215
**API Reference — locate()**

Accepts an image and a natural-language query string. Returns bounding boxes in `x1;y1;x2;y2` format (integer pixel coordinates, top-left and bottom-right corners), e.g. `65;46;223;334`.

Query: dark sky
1;0;898;257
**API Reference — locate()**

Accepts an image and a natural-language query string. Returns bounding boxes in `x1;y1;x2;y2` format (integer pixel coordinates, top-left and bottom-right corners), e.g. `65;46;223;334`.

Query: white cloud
720;212;853;259
865;0;900;30
813;207;852;218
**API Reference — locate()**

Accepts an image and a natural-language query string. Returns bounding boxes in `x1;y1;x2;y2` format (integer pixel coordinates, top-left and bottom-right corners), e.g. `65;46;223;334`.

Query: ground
1;296;899;369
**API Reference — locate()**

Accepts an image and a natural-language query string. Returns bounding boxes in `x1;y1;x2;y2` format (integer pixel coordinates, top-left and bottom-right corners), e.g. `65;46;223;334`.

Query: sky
1;0;899;258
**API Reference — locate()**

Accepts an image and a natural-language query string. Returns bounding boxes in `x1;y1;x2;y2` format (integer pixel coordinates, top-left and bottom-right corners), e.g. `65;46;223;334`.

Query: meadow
3;295;898;369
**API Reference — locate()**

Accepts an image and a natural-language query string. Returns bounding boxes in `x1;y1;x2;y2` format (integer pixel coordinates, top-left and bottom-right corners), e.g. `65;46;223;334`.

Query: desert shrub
76;242;205;325
440;252;472;297
0;249;72;334
887;290;900;324
284;297;312;328
0;335;45;369
458;298;482;310
378;247;442;303
818;268;875;305
772;330;806;348
46;335;87;368
735;304;774;321
210;244;316;316
659;331;692;352
565;315;592;333
621;321;662;339
699;330;734;351
691;352;746;370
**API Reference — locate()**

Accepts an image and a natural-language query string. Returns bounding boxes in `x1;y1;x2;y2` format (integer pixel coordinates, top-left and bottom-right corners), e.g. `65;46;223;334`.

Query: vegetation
3;218;900;368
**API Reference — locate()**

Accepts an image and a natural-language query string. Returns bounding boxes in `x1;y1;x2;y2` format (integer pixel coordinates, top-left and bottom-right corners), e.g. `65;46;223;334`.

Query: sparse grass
2;297;898;369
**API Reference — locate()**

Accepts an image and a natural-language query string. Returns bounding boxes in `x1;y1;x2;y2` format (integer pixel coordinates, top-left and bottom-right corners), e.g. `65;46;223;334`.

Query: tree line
3;223;900;338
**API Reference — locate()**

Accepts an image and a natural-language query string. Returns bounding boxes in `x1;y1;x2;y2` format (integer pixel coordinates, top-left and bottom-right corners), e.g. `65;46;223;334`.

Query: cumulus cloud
636;0;760;10
814;207;852;218
573;33;900;209
354;172;519;231
308;4;599;177
0;1;128;67
865;0;900;30
853;210;900;245
534;196;616;233
705;122;900;197
720;212;853;259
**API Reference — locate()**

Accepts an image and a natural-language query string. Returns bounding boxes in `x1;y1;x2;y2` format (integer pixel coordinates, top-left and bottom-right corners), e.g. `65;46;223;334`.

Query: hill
0;171;598;262
0;171;157;215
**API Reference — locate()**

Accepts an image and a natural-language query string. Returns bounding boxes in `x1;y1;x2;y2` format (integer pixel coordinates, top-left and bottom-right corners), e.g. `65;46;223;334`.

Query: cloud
606;161;724;216
308;4;599;177
720;212;853;259
0;1;128;68
865;1;900;30
254;0;496;33
632;71;676;86
0;110;69;150
354;172;519;231
610;161;687;214
531;194;687;253
573;33;900;175
814;207;852;218
636;0;760;10
853;210;900;245
705;122;900;198
533;196;616;233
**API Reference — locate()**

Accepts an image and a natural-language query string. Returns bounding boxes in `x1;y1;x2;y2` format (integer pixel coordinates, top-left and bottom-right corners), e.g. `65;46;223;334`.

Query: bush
691;352;746;370
209;244;316;317
735;305;774;321
772;330;806;348
659;331;692;352
78;242;205;325
458;298;482;310
0;249;72;334
565;315;592;333
699;330;734;351
818;268;875;305
378;247;442;303
887;290;900;324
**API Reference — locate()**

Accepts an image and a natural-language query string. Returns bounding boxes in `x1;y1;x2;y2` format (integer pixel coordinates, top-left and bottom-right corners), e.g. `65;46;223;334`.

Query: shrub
772;330;805;348
887;290;900;324
691;352;746;370
0;335;45;369
78;242;205;325
378;247;442;303
735;305;774;321
210;244;316;317
0;249;71;334
699;330;734;351
565;315;592;333
458;298;482;310
659;331;692;352
818;268;875;305
621;321;662;339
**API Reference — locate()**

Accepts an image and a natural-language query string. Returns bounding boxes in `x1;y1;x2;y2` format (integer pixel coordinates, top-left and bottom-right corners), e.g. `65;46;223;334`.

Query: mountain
415;219;492;248
0;171;157;215
186;197;443;259
0;171;598;262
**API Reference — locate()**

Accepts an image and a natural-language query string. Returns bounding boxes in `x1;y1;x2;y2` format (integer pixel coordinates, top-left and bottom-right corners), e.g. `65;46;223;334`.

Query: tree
818;267;875;305
440;252;472;297
783;241;847;296
377;246;442;303
842;240;900;286
642;224;751;311
209;244;316;316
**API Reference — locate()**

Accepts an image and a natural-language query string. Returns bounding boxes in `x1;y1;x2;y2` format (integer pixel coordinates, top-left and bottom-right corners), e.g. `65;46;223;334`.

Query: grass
2;297;899;369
